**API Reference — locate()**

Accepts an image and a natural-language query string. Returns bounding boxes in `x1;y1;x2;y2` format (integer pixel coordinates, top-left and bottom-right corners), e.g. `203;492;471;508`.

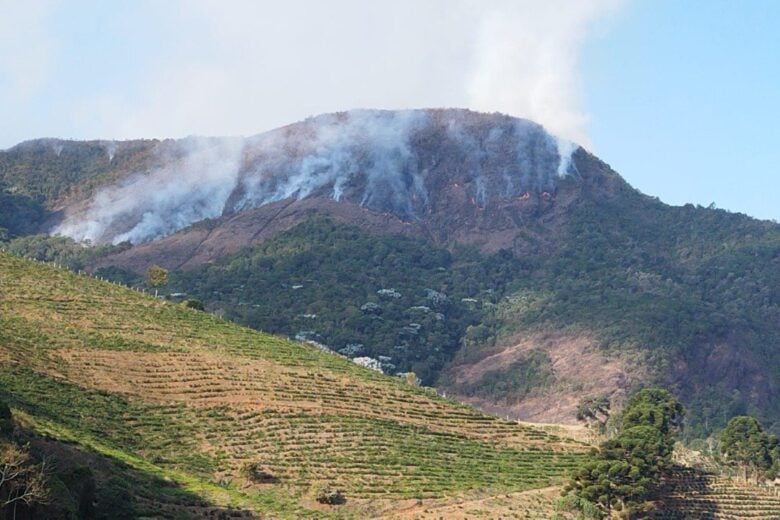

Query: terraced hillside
0;252;587;518
649;467;780;520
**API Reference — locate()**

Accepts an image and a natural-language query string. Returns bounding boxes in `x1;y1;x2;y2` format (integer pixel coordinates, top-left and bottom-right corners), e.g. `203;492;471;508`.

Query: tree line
565;388;780;519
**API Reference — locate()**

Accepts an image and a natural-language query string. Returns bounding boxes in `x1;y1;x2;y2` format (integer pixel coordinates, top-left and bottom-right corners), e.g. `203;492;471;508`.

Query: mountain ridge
2;108;779;438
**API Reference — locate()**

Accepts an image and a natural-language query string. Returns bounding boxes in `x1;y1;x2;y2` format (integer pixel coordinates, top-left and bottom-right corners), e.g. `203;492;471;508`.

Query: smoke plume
467;0;623;148
54;109;577;245
54;137;244;244
4;1;626;152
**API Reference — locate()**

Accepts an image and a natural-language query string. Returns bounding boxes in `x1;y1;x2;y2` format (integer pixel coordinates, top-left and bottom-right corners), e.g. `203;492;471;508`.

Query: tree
568;388;683;518
769;436;780;478
621;388;684;437
570;426;672;518
182;298;204;311
720;415;774;483
577;395;611;437
144;265;168;297
0;442;48;519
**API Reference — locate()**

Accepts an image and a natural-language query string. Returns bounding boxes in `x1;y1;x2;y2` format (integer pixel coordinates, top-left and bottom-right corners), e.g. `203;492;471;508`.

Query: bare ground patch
445;331;648;424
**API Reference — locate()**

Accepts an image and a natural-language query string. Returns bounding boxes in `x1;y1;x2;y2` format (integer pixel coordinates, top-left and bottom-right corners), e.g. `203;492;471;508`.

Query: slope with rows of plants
0;251;588;518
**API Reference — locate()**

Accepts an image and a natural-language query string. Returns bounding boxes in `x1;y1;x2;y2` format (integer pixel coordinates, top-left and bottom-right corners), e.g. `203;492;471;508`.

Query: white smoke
232;110;429;218
102;141;118;162
467;0;624;148
24;1;626;154
54;109;577;245
54;137;244;244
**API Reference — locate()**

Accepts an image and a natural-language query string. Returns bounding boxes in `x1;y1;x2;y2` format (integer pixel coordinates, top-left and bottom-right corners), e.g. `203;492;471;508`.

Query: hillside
146;208;780;437
0;251;588;518
2;108;779;438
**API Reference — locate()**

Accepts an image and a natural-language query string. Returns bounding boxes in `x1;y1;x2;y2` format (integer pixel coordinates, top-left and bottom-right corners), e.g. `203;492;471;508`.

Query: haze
1;0;778;220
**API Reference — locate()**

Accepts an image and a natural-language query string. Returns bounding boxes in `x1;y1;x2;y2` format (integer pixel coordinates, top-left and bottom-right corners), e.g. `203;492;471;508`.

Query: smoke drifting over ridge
54;109;579;245
1;1;625;151
55;137;244;245
467;0;623;147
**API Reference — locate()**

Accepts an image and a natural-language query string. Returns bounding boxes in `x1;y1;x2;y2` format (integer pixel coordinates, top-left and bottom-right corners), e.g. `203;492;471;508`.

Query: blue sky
1;0;777;221
583;1;780;221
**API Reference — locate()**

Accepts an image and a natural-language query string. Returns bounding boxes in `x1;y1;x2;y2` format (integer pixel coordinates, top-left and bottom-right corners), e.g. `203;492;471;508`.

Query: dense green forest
0;139;157;204
169;218;527;383
0;189;47;240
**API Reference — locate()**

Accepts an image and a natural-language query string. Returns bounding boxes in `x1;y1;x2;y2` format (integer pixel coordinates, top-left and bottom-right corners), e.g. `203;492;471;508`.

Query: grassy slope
0;252;587;518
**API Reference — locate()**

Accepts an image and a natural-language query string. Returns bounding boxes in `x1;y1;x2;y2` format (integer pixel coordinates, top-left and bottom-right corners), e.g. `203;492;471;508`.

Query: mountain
1;110;614;252
2;108;779;437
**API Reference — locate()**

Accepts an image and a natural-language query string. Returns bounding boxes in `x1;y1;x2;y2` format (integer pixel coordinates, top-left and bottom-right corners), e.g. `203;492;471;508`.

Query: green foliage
554;494;601;519
720;415;778;481
622;388;685;437
568;388;683;516
683;388;750;441
0;250;588;516
2;136;780;442
94;266;142;287
169;218;527;384
3;149;778;439
182;298;205;311
0;189;47;240
0;139;157;205
485;195;780;437
144;265;168;288
1;234;127;271
159;202;780;437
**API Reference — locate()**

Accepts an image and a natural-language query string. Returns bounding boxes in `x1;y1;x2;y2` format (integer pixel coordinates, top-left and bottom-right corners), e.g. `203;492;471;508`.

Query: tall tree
720;415;774;483
621;388;684;437
568;388;683;518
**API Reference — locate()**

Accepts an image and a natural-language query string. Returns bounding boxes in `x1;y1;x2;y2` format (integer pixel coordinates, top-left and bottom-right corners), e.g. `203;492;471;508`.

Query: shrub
183;298;205;311
241;462;278;483
316;486;346;505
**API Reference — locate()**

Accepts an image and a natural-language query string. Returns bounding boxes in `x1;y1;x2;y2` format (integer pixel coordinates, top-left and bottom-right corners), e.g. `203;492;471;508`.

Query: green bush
316;486;346;505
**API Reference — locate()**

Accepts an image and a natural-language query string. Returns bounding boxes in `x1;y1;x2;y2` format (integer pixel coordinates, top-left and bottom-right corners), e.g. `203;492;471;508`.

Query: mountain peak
228;108;578;218
48;109;590;246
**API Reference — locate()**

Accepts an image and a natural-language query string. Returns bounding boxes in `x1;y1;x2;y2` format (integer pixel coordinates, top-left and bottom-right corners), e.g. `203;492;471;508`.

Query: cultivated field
0;252;588;518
